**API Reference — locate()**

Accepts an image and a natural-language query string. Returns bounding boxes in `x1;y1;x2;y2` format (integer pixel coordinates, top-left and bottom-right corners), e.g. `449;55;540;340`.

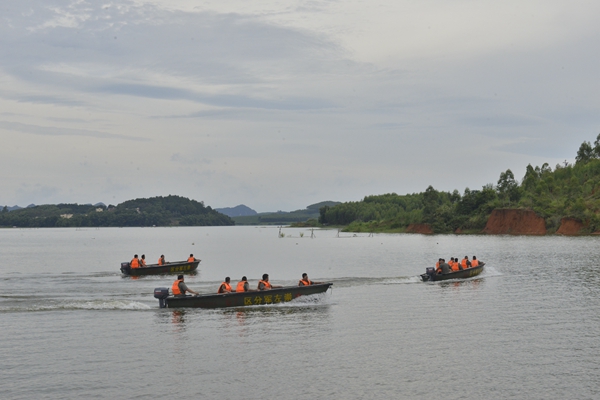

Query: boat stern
154;287;170;308
421;267;435;282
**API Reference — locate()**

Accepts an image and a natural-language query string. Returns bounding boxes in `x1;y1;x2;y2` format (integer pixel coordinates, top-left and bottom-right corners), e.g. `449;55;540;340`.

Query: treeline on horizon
319;134;600;234
0;195;234;228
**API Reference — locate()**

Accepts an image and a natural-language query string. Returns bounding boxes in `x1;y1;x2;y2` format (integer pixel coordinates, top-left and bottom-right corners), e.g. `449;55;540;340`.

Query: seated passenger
236;276;250;292
471;256;479;267
140;254;147;267
130;254;140;269
187;254;199;263
158;255;166;265
258;274;282;291
172;274;199;297
299;273;323;286
450;257;461;272
218;277;232;293
461;256;471;269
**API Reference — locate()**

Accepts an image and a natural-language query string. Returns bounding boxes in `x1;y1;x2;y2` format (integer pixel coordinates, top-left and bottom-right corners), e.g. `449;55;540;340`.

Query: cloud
1;0;599;210
0;121;149;141
93;83;334;110
14;183;60;206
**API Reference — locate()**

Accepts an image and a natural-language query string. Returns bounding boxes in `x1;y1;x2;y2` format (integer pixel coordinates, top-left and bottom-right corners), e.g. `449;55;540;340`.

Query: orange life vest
436;261;440;268
450;261;460;272
471;259;479;267
299;279;312;286
187;257;195;263
461;259;468;269
130;258;140;268
218;282;232;293
236;281;248;292
259;280;272;290
172;279;183;295
158;257;164;266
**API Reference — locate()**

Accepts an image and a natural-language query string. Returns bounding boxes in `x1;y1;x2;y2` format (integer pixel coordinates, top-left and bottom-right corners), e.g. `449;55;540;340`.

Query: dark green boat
153;283;332;308
120;260;200;276
420;262;485;282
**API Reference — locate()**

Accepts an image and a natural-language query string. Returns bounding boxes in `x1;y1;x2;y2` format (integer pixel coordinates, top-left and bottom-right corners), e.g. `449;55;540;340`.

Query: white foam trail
481;266;502;277
5;300;153;312
382;276;422;284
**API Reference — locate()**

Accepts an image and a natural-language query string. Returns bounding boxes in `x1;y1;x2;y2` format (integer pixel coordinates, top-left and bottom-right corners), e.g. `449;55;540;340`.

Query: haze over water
1;227;599;399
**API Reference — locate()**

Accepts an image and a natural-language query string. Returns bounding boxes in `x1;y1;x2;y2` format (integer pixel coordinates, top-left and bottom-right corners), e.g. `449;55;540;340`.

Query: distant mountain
27;204;36;208
7;205;23;212
0;195;233;227
215;204;258;217
231;201;341;225
94;202;106;207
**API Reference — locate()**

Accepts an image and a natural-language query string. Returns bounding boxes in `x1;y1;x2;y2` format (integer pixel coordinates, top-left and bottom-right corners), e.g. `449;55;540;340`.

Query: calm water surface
1;227;599;399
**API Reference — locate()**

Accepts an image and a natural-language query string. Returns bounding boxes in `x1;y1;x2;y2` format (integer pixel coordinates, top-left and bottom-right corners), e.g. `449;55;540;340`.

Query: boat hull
121;260;200;276
161;283;332;308
421;263;485;282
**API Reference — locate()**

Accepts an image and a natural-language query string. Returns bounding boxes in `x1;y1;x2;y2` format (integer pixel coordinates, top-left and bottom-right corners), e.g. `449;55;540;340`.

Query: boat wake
381;276;422;285
481;265;502;277
282;292;333;306
0;300;152;313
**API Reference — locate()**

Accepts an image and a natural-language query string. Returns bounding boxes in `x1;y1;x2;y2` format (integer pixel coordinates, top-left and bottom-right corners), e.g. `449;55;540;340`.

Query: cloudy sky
1;0;599;211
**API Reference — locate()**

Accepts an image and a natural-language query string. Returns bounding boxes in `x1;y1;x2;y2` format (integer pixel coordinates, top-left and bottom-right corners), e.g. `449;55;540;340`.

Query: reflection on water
171;310;187;327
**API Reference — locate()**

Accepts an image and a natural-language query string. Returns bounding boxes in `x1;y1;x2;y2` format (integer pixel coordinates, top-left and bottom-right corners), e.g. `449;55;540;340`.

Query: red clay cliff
556;218;584;235
405;223;434;234
482;209;546;235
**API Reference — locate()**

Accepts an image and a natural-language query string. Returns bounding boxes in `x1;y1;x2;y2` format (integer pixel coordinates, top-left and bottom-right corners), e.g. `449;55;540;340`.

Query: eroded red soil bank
482;209;547;235
406;223;434;234
556;218;584;235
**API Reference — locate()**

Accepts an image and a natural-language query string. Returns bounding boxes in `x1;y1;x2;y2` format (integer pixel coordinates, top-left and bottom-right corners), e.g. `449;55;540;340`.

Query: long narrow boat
153;283;332;308
420;262;485;282
120;260;200;276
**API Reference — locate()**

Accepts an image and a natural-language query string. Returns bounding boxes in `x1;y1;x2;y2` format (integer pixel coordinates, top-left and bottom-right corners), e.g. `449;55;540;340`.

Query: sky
1;0;599;212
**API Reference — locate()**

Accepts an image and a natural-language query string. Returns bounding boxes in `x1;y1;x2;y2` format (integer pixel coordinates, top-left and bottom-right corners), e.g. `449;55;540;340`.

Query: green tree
576;141;595;164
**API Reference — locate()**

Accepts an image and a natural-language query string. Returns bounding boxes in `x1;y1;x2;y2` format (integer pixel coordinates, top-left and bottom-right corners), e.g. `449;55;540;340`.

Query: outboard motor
154;287;170;308
120;262;131;274
425;267;435;281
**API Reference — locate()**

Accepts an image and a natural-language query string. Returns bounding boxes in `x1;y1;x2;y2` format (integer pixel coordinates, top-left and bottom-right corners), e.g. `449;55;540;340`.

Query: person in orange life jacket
435;258;443;274
158;255;167;265
258;274;282;291
218;277;232;293
450;257;461;272
187;254;199;263
140;254;147;267
299;273;322;286
172;274;199;297
236;276;250;292
455;257;464;270
130;254;140;268
461;256;471;269
471;256;479;267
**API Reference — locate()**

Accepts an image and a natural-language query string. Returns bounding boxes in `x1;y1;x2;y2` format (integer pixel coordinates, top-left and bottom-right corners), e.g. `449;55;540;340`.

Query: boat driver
172;274;199;297
437;259;451;274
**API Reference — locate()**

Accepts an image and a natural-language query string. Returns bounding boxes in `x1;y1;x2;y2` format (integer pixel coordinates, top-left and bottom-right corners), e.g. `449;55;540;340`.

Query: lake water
1;227;599;399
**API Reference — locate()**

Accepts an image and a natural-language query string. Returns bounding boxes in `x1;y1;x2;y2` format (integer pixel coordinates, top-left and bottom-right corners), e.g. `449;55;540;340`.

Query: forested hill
0;195;234;228
319;134;600;234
